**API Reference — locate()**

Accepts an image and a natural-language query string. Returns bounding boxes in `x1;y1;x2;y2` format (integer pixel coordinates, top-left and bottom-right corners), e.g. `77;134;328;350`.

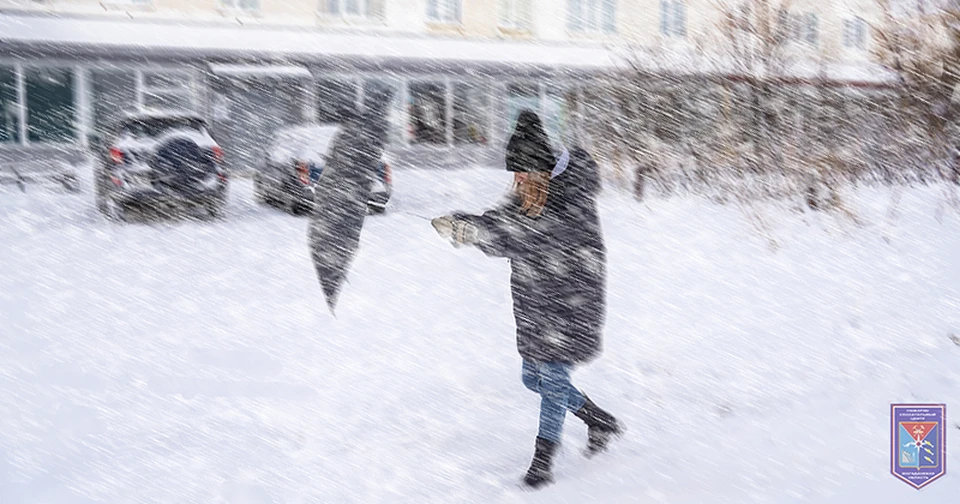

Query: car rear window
120;117;206;137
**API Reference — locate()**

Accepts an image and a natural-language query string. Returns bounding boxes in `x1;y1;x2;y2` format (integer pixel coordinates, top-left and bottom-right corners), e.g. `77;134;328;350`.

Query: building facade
0;0;888;173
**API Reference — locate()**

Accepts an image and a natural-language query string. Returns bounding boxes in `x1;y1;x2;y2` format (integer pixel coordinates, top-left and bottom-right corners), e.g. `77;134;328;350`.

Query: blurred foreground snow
0;169;958;503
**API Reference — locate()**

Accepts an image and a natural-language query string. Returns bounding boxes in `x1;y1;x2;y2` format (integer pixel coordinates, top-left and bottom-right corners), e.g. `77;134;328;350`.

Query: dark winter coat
456;147;606;364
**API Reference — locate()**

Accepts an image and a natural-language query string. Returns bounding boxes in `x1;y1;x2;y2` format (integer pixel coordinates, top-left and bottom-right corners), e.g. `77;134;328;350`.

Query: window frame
426;0;462;25
139;69;198;114
407;79;450;146
842;16;868;50
499;0;532;31
778;9;819;47
568;0;617;35
361;77;405;145
503;81;582;147
0;64;22;145
659;0;686;39
21;65;79;145
803;12;819;46
318;0;385;21
219;0;261;13
0;60;201;148
90;68;138;141
452;81;491;145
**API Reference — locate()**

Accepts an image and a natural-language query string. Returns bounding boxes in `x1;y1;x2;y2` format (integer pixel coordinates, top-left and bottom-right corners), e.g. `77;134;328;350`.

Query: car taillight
109;147;124;165
211;146;224;164
297;162;309;185
383;161;392;185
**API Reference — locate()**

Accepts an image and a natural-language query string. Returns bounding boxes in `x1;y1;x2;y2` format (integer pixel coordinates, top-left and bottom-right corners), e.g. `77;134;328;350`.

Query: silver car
253;124;393;215
94;112;228;221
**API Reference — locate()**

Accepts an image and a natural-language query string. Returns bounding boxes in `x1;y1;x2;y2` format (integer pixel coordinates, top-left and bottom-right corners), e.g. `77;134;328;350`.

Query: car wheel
60;172;81;193
104;196;128;222
96;171;126;222
254;176;269;205
95;179;109;216
204;193;227;220
290;200;310;216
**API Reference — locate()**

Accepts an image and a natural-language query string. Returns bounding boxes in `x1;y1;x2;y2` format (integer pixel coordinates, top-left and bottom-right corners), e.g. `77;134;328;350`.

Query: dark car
94;112;228;221
253;124;393;215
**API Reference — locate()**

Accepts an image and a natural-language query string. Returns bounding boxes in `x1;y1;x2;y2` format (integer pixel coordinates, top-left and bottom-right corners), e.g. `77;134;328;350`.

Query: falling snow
2;0;960;502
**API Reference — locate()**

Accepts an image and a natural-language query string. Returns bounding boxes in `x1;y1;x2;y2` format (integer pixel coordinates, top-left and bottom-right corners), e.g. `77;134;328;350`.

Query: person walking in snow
432;109;623;489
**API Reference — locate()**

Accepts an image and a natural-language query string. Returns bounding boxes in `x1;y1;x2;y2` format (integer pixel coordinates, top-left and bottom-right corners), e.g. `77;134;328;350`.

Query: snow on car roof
270;124;342;164
120;111;207;122
274;124;342;145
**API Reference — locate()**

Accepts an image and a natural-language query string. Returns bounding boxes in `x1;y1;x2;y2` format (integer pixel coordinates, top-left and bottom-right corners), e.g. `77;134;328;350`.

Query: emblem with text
891;404;946;489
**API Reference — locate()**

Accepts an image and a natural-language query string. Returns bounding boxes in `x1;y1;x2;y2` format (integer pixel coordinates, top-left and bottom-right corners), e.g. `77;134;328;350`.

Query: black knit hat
505;109;555;173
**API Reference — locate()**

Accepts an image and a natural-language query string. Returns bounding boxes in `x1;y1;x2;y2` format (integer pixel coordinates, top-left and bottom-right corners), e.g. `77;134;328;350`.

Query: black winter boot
573;396;623;457
522;437;559;490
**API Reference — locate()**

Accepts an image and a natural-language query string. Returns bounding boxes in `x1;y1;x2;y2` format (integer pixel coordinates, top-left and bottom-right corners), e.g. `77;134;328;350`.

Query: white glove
431;216;479;247
431;216;454;240
451;220;479;246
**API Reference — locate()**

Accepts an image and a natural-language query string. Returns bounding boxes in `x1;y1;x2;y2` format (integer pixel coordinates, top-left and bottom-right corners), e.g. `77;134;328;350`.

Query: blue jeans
521;359;587;443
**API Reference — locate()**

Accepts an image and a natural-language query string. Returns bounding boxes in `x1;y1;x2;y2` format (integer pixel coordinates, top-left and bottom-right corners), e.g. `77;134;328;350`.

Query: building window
319;0;385;19
91;70;137;140
316;79;360;124
779;10;819;46
499;0;532;30
408;81;447;145
25;67;76;143
220;0;259;11
543;85;578;145
843;17;868;49
567;0;616;34
427;0;461;24
362;79;403;144
506;83;539;133
0;67;19;143
660;0;686;38
141;70;195;112
453;83;488;145
803;13;818;45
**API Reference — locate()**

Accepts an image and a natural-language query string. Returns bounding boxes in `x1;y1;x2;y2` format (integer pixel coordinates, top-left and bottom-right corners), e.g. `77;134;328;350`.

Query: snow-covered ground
1;169;958;503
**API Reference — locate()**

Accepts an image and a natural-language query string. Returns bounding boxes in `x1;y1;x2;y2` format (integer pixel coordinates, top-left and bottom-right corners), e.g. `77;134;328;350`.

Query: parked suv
253;123;393;215
94;112;228;221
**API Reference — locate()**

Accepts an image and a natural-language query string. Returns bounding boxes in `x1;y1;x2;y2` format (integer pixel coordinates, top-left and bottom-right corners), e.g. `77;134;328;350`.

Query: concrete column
444;76;453;146
15;63;26;146
303;78;317;122
76;66;91;148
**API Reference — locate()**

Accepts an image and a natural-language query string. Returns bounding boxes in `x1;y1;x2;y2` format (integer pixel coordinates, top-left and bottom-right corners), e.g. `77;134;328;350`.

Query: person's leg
535;362;578;442
560;366;587;414
521;359;541;394
571;384;623;456
523;360;572;489
525;360;586;412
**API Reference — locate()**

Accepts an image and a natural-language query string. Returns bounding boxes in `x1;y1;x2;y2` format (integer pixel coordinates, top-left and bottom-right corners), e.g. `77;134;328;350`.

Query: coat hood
549;145;602;207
